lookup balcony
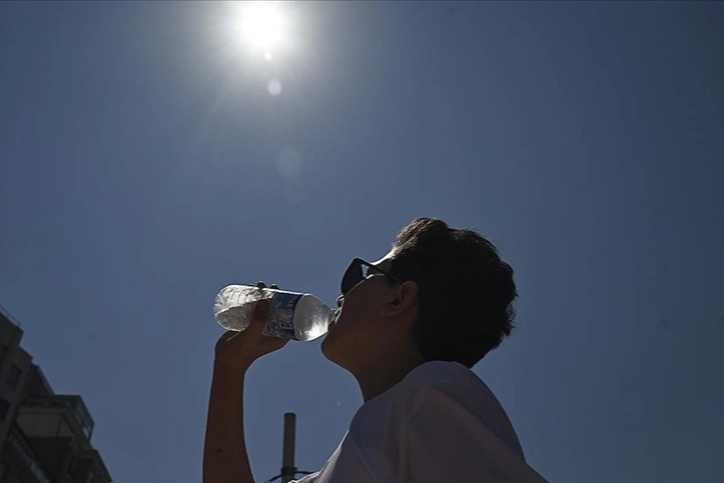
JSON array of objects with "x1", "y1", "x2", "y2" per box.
[{"x1": 22, "y1": 395, "x2": 95, "y2": 441}]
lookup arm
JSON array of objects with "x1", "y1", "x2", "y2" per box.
[
  {"x1": 203, "y1": 363, "x2": 253, "y2": 483},
  {"x1": 203, "y1": 292, "x2": 288, "y2": 483}
]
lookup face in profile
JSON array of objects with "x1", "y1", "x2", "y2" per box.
[{"x1": 321, "y1": 252, "x2": 396, "y2": 370}]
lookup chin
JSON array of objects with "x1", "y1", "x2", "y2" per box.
[
  {"x1": 320, "y1": 331, "x2": 351, "y2": 369},
  {"x1": 320, "y1": 333, "x2": 338, "y2": 362}
]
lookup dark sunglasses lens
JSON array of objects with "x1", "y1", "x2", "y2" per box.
[{"x1": 341, "y1": 260, "x2": 363, "y2": 295}]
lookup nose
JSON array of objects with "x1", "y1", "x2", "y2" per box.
[{"x1": 336, "y1": 295, "x2": 344, "y2": 308}]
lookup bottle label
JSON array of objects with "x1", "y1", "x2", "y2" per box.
[{"x1": 265, "y1": 292, "x2": 303, "y2": 340}]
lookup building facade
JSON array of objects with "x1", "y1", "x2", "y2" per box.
[{"x1": 0, "y1": 306, "x2": 111, "y2": 483}]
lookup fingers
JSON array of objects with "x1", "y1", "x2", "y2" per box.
[
  {"x1": 249, "y1": 281, "x2": 280, "y2": 335},
  {"x1": 257, "y1": 281, "x2": 279, "y2": 290},
  {"x1": 252, "y1": 298, "x2": 270, "y2": 324}
]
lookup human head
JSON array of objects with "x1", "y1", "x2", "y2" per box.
[{"x1": 321, "y1": 217, "x2": 518, "y2": 372}]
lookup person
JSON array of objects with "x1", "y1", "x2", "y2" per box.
[{"x1": 204, "y1": 217, "x2": 549, "y2": 483}]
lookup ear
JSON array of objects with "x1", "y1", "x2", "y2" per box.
[{"x1": 384, "y1": 280, "x2": 419, "y2": 320}]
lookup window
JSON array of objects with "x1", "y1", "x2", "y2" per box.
[
  {"x1": 5, "y1": 364, "x2": 21, "y2": 390},
  {"x1": 58, "y1": 419, "x2": 73, "y2": 437},
  {"x1": 0, "y1": 398, "x2": 10, "y2": 421},
  {"x1": 71, "y1": 398, "x2": 94, "y2": 440}
]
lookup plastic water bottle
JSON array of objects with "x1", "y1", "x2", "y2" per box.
[{"x1": 213, "y1": 285, "x2": 337, "y2": 341}]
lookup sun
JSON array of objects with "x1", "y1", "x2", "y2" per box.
[{"x1": 239, "y1": 2, "x2": 286, "y2": 52}]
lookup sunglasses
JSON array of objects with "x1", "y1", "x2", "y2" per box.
[{"x1": 340, "y1": 258, "x2": 403, "y2": 296}]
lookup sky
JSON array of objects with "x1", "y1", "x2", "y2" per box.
[{"x1": 1, "y1": 1, "x2": 723, "y2": 482}]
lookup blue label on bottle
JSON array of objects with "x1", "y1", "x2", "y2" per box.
[{"x1": 266, "y1": 292, "x2": 303, "y2": 340}]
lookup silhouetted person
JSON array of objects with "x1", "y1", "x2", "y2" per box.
[{"x1": 204, "y1": 217, "x2": 548, "y2": 482}]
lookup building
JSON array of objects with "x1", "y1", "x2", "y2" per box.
[{"x1": 0, "y1": 305, "x2": 111, "y2": 483}]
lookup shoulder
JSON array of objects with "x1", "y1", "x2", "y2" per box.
[
  {"x1": 404, "y1": 360, "x2": 484, "y2": 385},
  {"x1": 350, "y1": 361, "x2": 498, "y2": 432},
  {"x1": 402, "y1": 361, "x2": 495, "y2": 402},
  {"x1": 378, "y1": 361, "x2": 498, "y2": 424},
  {"x1": 349, "y1": 362, "x2": 474, "y2": 429},
  {"x1": 403, "y1": 362, "x2": 525, "y2": 457}
]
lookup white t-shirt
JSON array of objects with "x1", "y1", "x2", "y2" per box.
[{"x1": 292, "y1": 361, "x2": 548, "y2": 483}]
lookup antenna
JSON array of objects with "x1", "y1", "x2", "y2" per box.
[
  {"x1": 263, "y1": 413, "x2": 314, "y2": 483},
  {"x1": 281, "y1": 412, "x2": 296, "y2": 483}
]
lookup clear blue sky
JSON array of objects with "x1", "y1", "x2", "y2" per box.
[{"x1": 1, "y1": 2, "x2": 723, "y2": 482}]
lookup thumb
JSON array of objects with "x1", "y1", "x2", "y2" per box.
[{"x1": 248, "y1": 299, "x2": 270, "y2": 333}]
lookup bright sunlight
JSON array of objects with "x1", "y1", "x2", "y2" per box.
[{"x1": 238, "y1": 1, "x2": 286, "y2": 53}]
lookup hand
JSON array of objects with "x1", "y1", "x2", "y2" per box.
[{"x1": 214, "y1": 282, "x2": 289, "y2": 372}]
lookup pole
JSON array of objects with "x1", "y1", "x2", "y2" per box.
[{"x1": 281, "y1": 412, "x2": 296, "y2": 483}]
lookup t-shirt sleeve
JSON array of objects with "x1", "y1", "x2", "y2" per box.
[
  {"x1": 289, "y1": 472, "x2": 319, "y2": 483},
  {"x1": 402, "y1": 383, "x2": 549, "y2": 483}
]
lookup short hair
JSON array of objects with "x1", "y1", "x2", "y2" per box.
[{"x1": 389, "y1": 218, "x2": 517, "y2": 368}]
